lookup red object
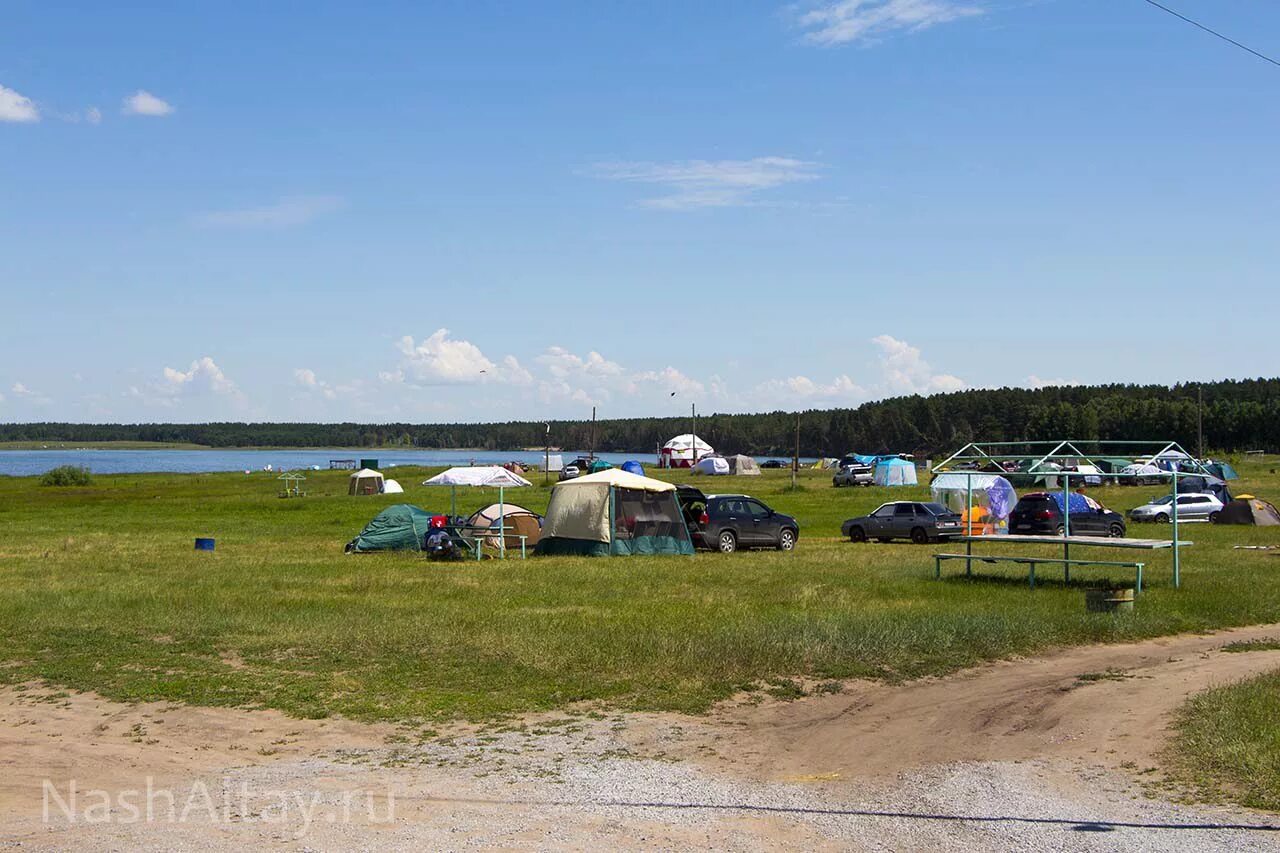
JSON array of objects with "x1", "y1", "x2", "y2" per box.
[
  {"x1": 699, "y1": 511, "x2": 710, "y2": 525},
  {"x1": 1036, "y1": 510, "x2": 1053, "y2": 520},
  {"x1": 431, "y1": 515, "x2": 449, "y2": 528}
]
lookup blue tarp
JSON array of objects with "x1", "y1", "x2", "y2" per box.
[{"x1": 1048, "y1": 492, "x2": 1100, "y2": 514}]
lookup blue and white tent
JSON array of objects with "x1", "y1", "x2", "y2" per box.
[{"x1": 873, "y1": 457, "x2": 918, "y2": 487}]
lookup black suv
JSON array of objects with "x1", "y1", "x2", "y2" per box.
[
  {"x1": 676, "y1": 486, "x2": 799, "y2": 553},
  {"x1": 1009, "y1": 492, "x2": 1126, "y2": 537}
]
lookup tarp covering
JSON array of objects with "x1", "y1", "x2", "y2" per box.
[
  {"x1": 1047, "y1": 491, "x2": 1103, "y2": 514},
  {"x1": 421, "y1": 466, "x2": 532, "y2": 488},
  {"x1": 874, "y1": 457, "x2": 918, "y2": 486},
  {"x1": 345, "y1": 504, "x2": 433, "y2": 552}
]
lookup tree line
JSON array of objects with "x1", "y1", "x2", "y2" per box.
[{"x1": 4, "y1": 378, "x2": 1279, "y2": 458}]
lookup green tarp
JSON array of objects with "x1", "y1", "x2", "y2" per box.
[{"x1": 346, "y1": 504, "x2": 434, "y2": 552}]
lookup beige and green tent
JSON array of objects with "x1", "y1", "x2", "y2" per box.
[{"x1": 536, "y1": 469, "x2": 694, "y2": 557}]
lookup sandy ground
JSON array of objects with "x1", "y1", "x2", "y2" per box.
[{"x1": 3, "y1": 624, "x2": 1280, "y2": 850}]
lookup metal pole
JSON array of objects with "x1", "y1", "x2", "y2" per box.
[
  {"x1": 691, "y1": 403, "x2": 697, "y2": 469},
  {"x1": 792, "y1": 412, "x2": 800, "y2": 489},
  {"x1": 965, "y1": 471, "x2": 973, "y2": 576},
  {"x1": 1172, "y1": 468, "x2": 1180, "y2": 588},
  {"x1": 498, "y1": 485, "x2": 506, "y2": 559},
  {"x1": 1062, "y1": 471, "x2": 1070, "y2": 568},
  {"x1": 1197, "y1": 386, "x2": 1204, "y2": 460},
  {"x1": 544, "y1": 423, "x2": 550, "y2": 485}
]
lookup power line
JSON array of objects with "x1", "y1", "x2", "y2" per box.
[{"x1": 1141, "y1": 0, "x2": 1280, "y2": 69}]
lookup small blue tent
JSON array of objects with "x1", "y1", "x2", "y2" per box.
[
  {"x1": 874, "y1": 457, "x2": 918, "y2": 486},
  {"x1": 621, "y1": 460, "x2": 644, "y2": 476}
]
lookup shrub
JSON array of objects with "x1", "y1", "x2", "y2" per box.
[{"x1": 39, "y1": 465, "x2": 94, "y2": 487}]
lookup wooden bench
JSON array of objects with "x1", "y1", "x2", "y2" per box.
[{"x1": 934, "y1": 553, "x2": 1145, "y2": 592}]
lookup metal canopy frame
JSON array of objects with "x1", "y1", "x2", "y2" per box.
[{"x1": 931, "y1": 439, "x2": 1213, "y2": 589}]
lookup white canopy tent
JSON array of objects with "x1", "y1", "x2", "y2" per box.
[
  {"x1": 421, "y1": 466, "x2": 532, "y2": 556},
  {"x1": 348, "y1": 468, "x2": 384, "y2": 495}
]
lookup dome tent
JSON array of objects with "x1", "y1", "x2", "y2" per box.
[
  {"x1": 1214, "y1": 496, "x2": 1280, "y2": 526},
  {"x1": 659, "y1": 434, "x2": 714, "y2": 469},
  {"x1": 345, "y1": 504, "x2": 434, "y2": 552},
  {"x1": 466, "y1": 502, "x2": 542, "y2": 550},
  {"x1": 874, "y1": 457, "x2": 918, "y2": 487},
  {"x1": 621, "y1": 460, "x2": 645, "y2": 476},
  {"x1": 693, "y1": 456, "x2": 730, "y2": 476},
  {"x1": 536, "y1": 469, "x2": 694, "y2": 557}
]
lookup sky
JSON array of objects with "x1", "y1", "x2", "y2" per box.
[{"x1": 2, "y1": 0, "x2": 1279, "y2": 424}]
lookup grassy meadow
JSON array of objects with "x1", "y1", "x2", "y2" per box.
[{"x1": 1, "y1": 458, "x2": 1279, "y2": 724}]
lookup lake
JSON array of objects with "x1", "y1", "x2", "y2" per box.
[{"x1": 0, "y1": 448, "x2": 647, "y2": 477}]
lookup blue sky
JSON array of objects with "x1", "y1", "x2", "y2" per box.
[{"x1": 3, "y1": 0, "x2": 1278, "y2": 423}]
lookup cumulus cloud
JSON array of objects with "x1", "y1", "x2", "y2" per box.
[
  {"x1": 8, "y1": 381, "x2": 51, "y2": 406},
  {"x1": 752, "y1": 373, "x2": 866, "y2": 406},
  {"x1": 586, "y1": 157, "x2": 821, "y2": 209},
  {"x1": 197, "y1": 195, "x2": 343, "y2": 229},
  {"x1": 796, "y1": 0, "x2": 982, "y2": 46},
  {"x1": 294, "y1": 368, "x2": 338, "y2": 400},
  {"x1": 0, "y1": 84, "x2": 39, "y2": 123},
  {"x1": 871, "y1": 334, "x2": 966, "y2": 395},
  {"x1": 390, "y1": 329, "x2": 532, "y2": 386},
  {"x1": 122, "y1": 89, "x2": 174, "y2": 116},
  {"x1": 11, "y1": 382, "x2": 34, "y2": 396},
  {"x1": 85, "y1": 107, "x2": 102, "y2": 125},
  {"x1": 1026, "y1": 375, "x2": 1081, "y2": 390},
  {"x1": 160, "y1": 357, "x2": 238, "y2": 396}
]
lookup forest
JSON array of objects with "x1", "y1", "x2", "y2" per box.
[{"x1": 4, "y1": 378, "x2": 1278, "y2": 458}]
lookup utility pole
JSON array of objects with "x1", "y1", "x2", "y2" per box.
[
  {"x1": 590, "y1": 406, "x2": 596, "y2": 463},
  {"x1": 691, "y1": 403, "x2": 697, "y2": 468},
  {"x1": 1197, "y1": 385, "x2": 1204, "y2": 459},
  {"x1": 792, "y1": 412, "x2": 800, "y2": 489},
  {"x1": 544, "y1": 422, "x2": 550, "y2": 485}
]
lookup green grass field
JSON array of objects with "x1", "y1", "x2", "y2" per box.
[
  {"x1": 2, "y1": 459, "x2": 1279, "y2": 726},
  {"x1": 1166, "y1": 667, "x2": 1280, "y2": 811}
]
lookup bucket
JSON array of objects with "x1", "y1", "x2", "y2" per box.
[
  {"x1": 1086, "y1": 588, "x2": 1134, "y2": 613},
  {"x1": 194, "y1": 537, "x2": 216, "y2": 552}
]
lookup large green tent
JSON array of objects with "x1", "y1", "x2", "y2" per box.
[{"x1": 345, "y1": 504, "x2": 435, "y2": 553}]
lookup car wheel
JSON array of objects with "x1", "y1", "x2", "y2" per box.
[
  {"x1": 848, "y1": 526, "x2": 867, "y2": 543},
  {"x1": 1154, "y1": 513, "x2": 1169, "y2": 523},
  {"x1": 832, "y1": 479, "x2": 840, "y2": 487},
  {"x1": 1209, "y1": 511, "x2": 1220, "y2": 523},
  {"x1": 910, "y1": 527, "x2": 929, "y2": 545},
  {"x1": 778, "y1": 529, "x2": 796, "y2": 551},
  {"x1": 1055, "y1": 524, "x2": 1066, "y2": 536},
  {"x1": 718, "y1": 531, "x2": 737, "y2": 554},
  {"x1": 1108, "y1": 524, "x2": 1125, "y2": 538}
]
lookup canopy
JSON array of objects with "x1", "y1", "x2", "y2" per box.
[
  {"x1": 874, "y1": 457, "x2": 918, "y2": 486},
  {"x1": 421, "y1": 466, "x2": 532, "y2": 488},
  {"x1": 693, "y1": 456, "x2": 730, "y2": 475},
  {"x1": 345, "y1": 504, "x2": 433, "y2": 552},
  {"x1": 348, "y1": 468, "x2": 384, "y2": 496},
  {"x1": 537, "y1": 469, "x2": 691, "y2": 556}
]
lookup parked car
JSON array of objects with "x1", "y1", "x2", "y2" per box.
[
  {"x1": 675, "y1": 486, "x2": 799, "y2": 553},
  {"x1": 1009, "y1": 493, "x2": 1126, "y2": 537},
  {"x1": 1129, "y1": 493, "x2": 1224, "y2": 523},
  {"x1": 760, "y1": 459, "x2": 787, "y2": 469},
  {"x1": 558, "y1": 464, "x2": 581, "y2": 481},
  {"x1": 833, "y1": 464, "x2": 874, "y2": 488},
  {"x1": 841, "y1": 501, "x2": 962, "y2": 544}
]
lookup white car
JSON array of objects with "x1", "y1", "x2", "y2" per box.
[{"x1": 1128, "y1": 493, "x2": 1224, "y2": 523}]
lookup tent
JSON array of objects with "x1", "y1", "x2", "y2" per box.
[
  {"x1": 1214, "y1": 496, "x2": 1280, "y2": 526},
  {"x1": 546, "y1": 454, "x2": 565, "y2": 472},
  {"x1": 345, "y1": 504, "x2": 434, "y2": 552},
  {"x1": 874, "y1": 457, "x2": 918, "y2": 486},
  {"x1": 536, "y1": 469, "x2": 695, "y2": 556},
  {"x1": 725, "y1": 454, "x2": 761, "y2": 476},
  {"x1": 349, "y1": 468, "x2": 385, "y2": 495},
  {"x1": 621, "y1": 460, "x2": 645, "y2": 476},
  {"x1": 382, "y1": 479, "x2": 404, "y2": 495},
  {"x1": 466, "y1": 502, "x2": 542, "y2": 550},
  {"x1": 1148, "y1": 449, "x2": 1192, "y2": 472},
  {"x1": 587, "y1": 459, "x2": 613, "y2": 474},
  {"x1": 1205, "y1": 461, "x2": 1240, "y2": 481},
  {"x1": 1121, "y1": 462, "x2": 1164, "y2": 485},
  {"x1": 693, "y1": 456, "x2": 730, "y2": 476},
  {"x1": 658, "y1": 434, "x2": 714, "y2": 469},
  {"x1": 421, "y1": 465, "x2": 532, "y2": 535},
  {"x1": 930, "y1": 472, "x2": 1017, "y2": 530}
]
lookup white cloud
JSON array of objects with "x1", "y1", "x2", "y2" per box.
[
  {"x1": 197, "y1": 195, "x2": 343, "y2": 229},
  {"x1": 752, "y1": 373, "x2": 866, "y2": 406},
  {"x1": 160, "y1": 357, "x2": 238, "y2": 396},
  {"x1": 0, "y1": 84, "x2": 39, "y2": 123},
  {"x1": 122, "y1": 89, "x2": 174, "y2": 116},
  {"x1": 586, "y1": 157, "x2": 821, "y2": 209},
  {"x1": 85, "y1": 107, "x2": 102, "y2": 125},
  {"x1": 796, "y1": 0, "x2": 982, "y2": 46},
  {"x1": 11, "y1": 382, "x2": 34, "y2": 396},
  {"x1": 8, "y1": 381, "x2": 51, "y2": 406},
  {"x1": 294, "y1": 368, "x2": 338, "y2": 400},
  {"x1": 871, "y1": 334, "x2": 966, "y2": 395},
  {"x1": 1026, "y1": 375, "x2": 1080, "y2": 390},
  {"x1": 392, "y1": 329, "x2": 536, "y2": 386}
]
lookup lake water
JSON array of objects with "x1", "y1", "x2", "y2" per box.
[{"x1": 0, "y1": 448, "x2": 647, "y2": 477}]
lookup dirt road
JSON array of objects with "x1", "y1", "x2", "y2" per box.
[{"x1": 3, "y1": 624, "x2": 1280, "y2": 850}]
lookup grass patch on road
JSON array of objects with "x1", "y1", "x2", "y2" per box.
[
  {"x1": 1, "y1": 460, "x2": 1279, "y2": 723},
  {"x1": 1166, "y1": 669, "x2": 1280, "y2": 811}
]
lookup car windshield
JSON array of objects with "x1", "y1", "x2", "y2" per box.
[{"x1": 1150, "y1": 496, "x2": 1173, "y2": 505}]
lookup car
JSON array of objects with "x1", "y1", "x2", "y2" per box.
[
  {"x1": 760, "y1": 459, "x2": 788, "y2": 469},
  {"x1": 832, "y1": 464, "x2": 874, "y2": 487},
  {"x1": 1129, "y1": 492, "x2": 1224, "y2": 523},
  {"x1": 1009, "y1": 492, "x2": 1126, "y2": 537},
  {"x1": 675, "y1": 486, "x2": 800, "y2": 553},
  {"x1": 558, "y1": 464, "x2": 581, "y2": 481},
  {"x1": 841, "y1": 501, "x2": 963, "y2": 544}
]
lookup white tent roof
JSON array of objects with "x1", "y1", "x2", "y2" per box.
[
  {"x1": 661, "y1": 434, "x2": 714, "y2": 453},
  {"x1": 350, "y1": 468, "x2": 383, "y2": 479},
  {"x1": 381, "y1": 478, "x2": 404, "y2": 494},
  {"x1": 554, "y1": 468, "x2": 675, "y2": 493},
  {"x1": 931, "y1": 472, "x2": 1007, "y2": 491},
  {"x1": 421, "y1": 466, "x2": 532, "y2": 488}
]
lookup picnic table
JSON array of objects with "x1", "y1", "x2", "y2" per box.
[{"x1": 934, "y1": 534, "x2": 1193, "y2": 593}]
